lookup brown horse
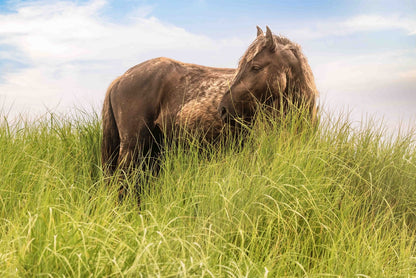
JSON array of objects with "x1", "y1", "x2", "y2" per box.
[{"x1": 102, "y1": 26, "x2": 318, "y2": 181}]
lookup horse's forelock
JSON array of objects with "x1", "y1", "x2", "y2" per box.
[
  {"x1": 232, "y1": 36, "x2": 267, "y2": 83},
  {"x1": 237, "y1": 36, "x2": 266, "y2": 68}
]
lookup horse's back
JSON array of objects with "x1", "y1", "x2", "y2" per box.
[
  {"x1": 118, "y1": 57, "x2": 234, "y2": 100},
  {"x1": 109, "y1": 57, "x2": 235, "y2": 141}
]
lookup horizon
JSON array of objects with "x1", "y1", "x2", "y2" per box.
[{"x1": 0, "y1": 0, "x2": 415, "y2": 133}]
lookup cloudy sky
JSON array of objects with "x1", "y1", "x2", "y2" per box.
[{"x1": 0, "y1": 0, "x2": 415, "y2": 132}]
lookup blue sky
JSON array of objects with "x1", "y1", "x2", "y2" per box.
[{"x1": 0, "y1": 0, "x2": 415, "y2": 131}]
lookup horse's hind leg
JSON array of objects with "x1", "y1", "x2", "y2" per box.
[{"x1": 115, "y1": 137, "x2": 133, "y2": 202}]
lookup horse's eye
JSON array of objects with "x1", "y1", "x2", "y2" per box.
[{"x1": 251, "y1": 65, "x2": 262, "y2": 71}]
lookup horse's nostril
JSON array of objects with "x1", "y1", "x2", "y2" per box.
[{"x1": 220, "y1": 106, "x2": 228, "y2": 119}]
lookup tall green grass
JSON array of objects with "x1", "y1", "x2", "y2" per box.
[{"x1": 0, "y1": 108, "x2": 415, "y2": 277}]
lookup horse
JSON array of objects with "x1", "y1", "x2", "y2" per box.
[{"x1": 101, "y1": 26, "x2": 318, "y2": 199}]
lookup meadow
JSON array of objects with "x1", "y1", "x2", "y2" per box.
[{"x1": 0, "y1": 108, "x2": 415, "y2": 277}]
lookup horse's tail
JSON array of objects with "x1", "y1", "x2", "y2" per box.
[{"x1": 101, "y1": 77, "x2": 121, "y2": 176}]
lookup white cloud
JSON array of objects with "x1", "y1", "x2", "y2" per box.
[
  {"x1": 291, "y1": 14, "x2": 416, "y2": 39},
  {"x1": 344, "y1": 14, "x2": 416, "y2": 35},
  {"x1": 0, "y1": 0, "x2": 245, "y2": 118},
  {"x1": 313, "y1": 50, "x2": 416, "y2": 92},
  {"x1": 399, "y1": 69, "x2": 416, "y2": 80},
  {"x1": 0, "y1": 0, "x2": 229, "y2": 64},
  {"x1": 293, "y1": 13, "x2": 416, "y2": 132},
  {"x1": 311, "y1": 49, "x2": 416, "y2": 133}
]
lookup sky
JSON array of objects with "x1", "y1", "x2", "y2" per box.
[{"x1": 0, "y1": 0, "x2": 415, "y2": 133}]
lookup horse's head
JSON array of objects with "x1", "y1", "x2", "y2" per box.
[{"x1": 219, "y1": 26, "x2": 319, "y2": 124}]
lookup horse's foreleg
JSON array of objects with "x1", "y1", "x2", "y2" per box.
[{"x1": 117, "y1": 124, "x2": 164, "y2": 204}]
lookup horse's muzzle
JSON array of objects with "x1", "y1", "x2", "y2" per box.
[
  {"x1": 220, "y1": 106, "x2": 228, "y2": 122},
  {"x1": 219, "y1": 106, "x2": 239, "y2": 127}
]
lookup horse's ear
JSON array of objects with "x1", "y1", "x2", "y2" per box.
[
  {"x1": 265, "y1": 26, "x2": 275, "y2": 51},
  {"x1": 256, "y1": 26, "x2": 263, "y2": 37}
]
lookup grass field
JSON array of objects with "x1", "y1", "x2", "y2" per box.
[{"x1": 0, "y1": 108, "x2": 415, "y2": 277}]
